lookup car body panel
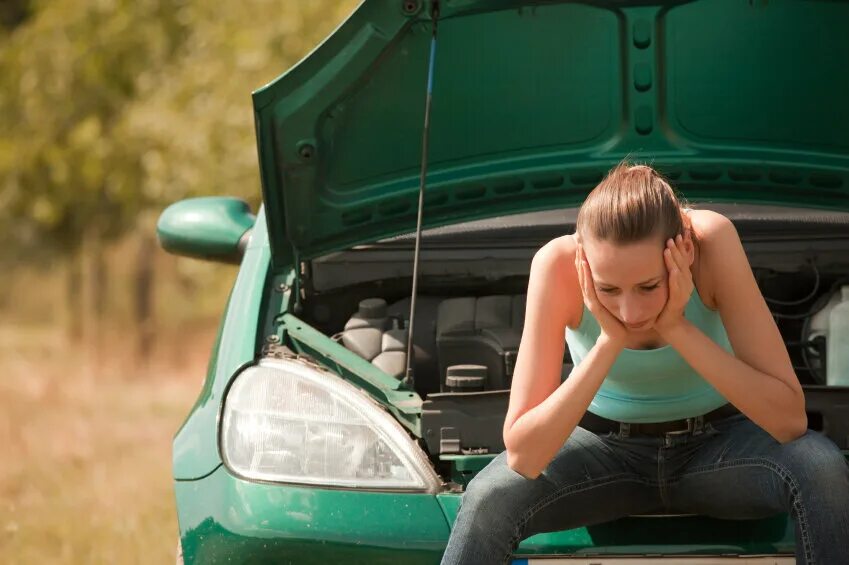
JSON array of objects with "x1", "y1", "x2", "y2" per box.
[
  {"x1": 174, "y1": 467, "x2": 795, "y2": 563},
  {"x1": 175, "y1": 466, "x2": 450, "y2": 564},
  {"x1": 253, "y1": 0, "x2": 849, "y2": 267},
  {"x1": 172, "y1": 210, "x2": 276, "y2": 480}
]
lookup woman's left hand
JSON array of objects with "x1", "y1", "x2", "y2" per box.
[{"x1": 654, "y1": 233, "x2": 694, "y2": 337}]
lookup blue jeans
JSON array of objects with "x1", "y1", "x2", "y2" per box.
[{"x1": 440, "y1": 412, "x2": 849, "y2": 564}]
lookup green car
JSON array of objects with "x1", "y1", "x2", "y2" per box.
[{"x1": 159, "y1": 1, "x2": 849, "y2": 563}]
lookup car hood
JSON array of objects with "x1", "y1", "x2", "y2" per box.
[{"x1": 252, "y1": 0, "x2": 849, "y2": 268}]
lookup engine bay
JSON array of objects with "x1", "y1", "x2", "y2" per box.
[{"x1": 297, "y1": 208, "x2": 849, "y2": 460}]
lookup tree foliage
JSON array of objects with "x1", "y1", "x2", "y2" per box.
[
  {"x1": 0, "y1": 0, "x2": 358, "y2": 265},
  {"x1": 0, "y1": 0, "x2": 31, "y2": 32}
]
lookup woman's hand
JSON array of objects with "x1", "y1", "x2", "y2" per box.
[
  {"x1": 655, "y1": 233, "x2": 694, "y2": 337},
  {"x1": 575, "y1": 241, "x2": 628, "y2": 347}
]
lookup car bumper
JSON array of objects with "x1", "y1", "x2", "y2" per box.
[
  {"x1": 174, "y1": 465, "x2": 450, "y2": 564},
  {"x1": 175, "y1": 466, "x2": 797, "y2": 564}
]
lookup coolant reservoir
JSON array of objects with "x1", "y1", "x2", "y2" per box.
[
  {"x1": 341, "y1": 298, "x2": 389, "y2": 361},
  {"x1": 826, "y1": 285, "x2": 849, "y2": 386}
]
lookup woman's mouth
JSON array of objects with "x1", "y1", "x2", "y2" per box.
[{"x1": 625, "y1": 320, "x2": 651, "y2": 329}]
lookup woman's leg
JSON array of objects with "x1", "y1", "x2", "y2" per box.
[
  {"x1": 440, "y1": 426, "x2": 662, "y2": 565},
  {"x1": 667, "y1": 414, "x2": 849, "y2": 564}
]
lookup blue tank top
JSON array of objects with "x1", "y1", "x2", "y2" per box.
[{"x1": 564, "y1": 286, "x2": 732, "y2": 423}]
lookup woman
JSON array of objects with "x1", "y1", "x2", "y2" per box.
[{"x1": 440, "y1": 163, "x2": 849, "y2": 565}]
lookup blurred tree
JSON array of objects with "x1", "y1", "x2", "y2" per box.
[
  {"x1": 0, "y1": 0, "x2": 358, "y2": 356},
  {"x1": 0, "y1": 0, "x2": 188, "y2": 352},
  {"x1": 0, "y1": 0, "x2": 188, "y2": 257},
  {"x1": 120, "y1": 1, "x2": 359, "y2": 207},
  {"x1": 0, "y1": 0, "x2": 31, "y2": 32}
]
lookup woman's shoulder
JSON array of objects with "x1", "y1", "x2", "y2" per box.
[
  {"x1": 545, "y1": 232, "x2": 578, "y2": 257},
  {"x1": 688, "y1": 208, "x2": 740, "y2": 310},
  {"x1": 535, "y1": 233, "x2": 579, "y2": 276},
  {"x1": 688, "y1": 207, "x2": 732, "y2": 237},
  {"x1": 530, "y1": 234, "x2": 582, "y2": 328}
]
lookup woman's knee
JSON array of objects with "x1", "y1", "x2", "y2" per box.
[
  {"x1": 459, "y1": 452, "x2": 568, "y2": 541},
  {"x1": 461, "y1": 451, "x2": 536, "y2": 512},
  {"x1": 776, "y1": 430, "x2": 849, "y2": 492}
]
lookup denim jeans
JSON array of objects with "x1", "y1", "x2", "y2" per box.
[{"x1": 440, "y1": 412, "x2": 849, "y2": 565}]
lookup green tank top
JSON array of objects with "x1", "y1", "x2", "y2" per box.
[{"x1": 564, "y1": 286, "x2": 732, "y2": 423}]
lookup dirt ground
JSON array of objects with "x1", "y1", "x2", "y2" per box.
[{"x1": 0, "y1": 326, "x2": 213, "y2": 564}]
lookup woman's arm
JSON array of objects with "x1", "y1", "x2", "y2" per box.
[
  {"x1": 502, "y1": 239, "x2": 624, "y2": 480},
  {"x1": 659, "y1": 214, "x2": 807, "y2": 444}
]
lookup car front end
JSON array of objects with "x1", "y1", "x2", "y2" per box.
[{"x1": 163, "y1": 0, "x2": 849, "y2": 562}]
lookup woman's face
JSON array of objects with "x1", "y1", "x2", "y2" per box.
[{"x1": 581, "y1": 235, "x2": 672, "y2": 333}]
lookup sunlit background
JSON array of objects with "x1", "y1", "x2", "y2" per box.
[{"x1": 0, "y1": 1, "x2": 358, "y2": 562}]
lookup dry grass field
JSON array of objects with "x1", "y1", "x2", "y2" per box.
[{"x1": 0, "y1": 325, "x2": 214, "y2": 564}]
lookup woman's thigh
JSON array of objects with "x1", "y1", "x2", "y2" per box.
[
  {"x1": 666, "y1": 414, "x2": 849, "y2": 520},
  {"x1": 459, "y1": 426, "x2": 662, "y2": 537}
]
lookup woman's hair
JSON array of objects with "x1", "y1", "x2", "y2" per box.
[{"x1": 576, "y1": 161, "x2": 695, "y2": 247}]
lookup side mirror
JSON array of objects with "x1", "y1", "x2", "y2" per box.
[{"x1": 157, "y1": 197, "x2": 255, "y2": 264}]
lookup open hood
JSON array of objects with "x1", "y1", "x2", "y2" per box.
[{"x1": 252, "y1": 0, "x2": 849, "y2": 267}]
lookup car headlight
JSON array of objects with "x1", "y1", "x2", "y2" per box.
[{"x1": 221, "y1": 357, "x2": 440, "y2": 491}]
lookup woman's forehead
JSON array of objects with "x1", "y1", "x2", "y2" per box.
[{"x1": 584, "y1": 238, "x2": 665, "y2": 285}]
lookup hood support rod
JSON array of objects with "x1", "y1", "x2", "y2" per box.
[{"x1": 403, "y1": 0, "x2": 440, "y2": 391}]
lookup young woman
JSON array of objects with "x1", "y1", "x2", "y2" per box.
[{"x1": 440, "y1": 163, "x2": 849, "y2": 565}]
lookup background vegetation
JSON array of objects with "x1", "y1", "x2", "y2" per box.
[{"x1": 0, "y1": 1, "x2": 358, "y2": 562}]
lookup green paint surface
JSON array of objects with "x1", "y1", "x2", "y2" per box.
[{"x1": 253, "y1": 0, "x2": 849, "y2": 265}]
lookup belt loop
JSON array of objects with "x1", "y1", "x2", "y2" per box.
[
  {"x1": 693, "y1": 415, "x2": 705, "y2": 435},
  {"x1": 619, "y1": 422, "x2": 631, "y2": 438}
]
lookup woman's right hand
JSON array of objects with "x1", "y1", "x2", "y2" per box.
[{"x1": 575, "y1": 240, "x2": 629, "y2": 348}]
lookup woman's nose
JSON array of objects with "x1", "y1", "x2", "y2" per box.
[{"x1": 619, "y1": 303, "x2": 647, "y2": 324}]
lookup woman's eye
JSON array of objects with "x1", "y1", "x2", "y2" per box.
[
  {"x1": 598, "y1": 288, "x2": 616, "y2": 294},
  {"x1": 641, "y1": 285, "x2": 659, "y2": 291}
]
